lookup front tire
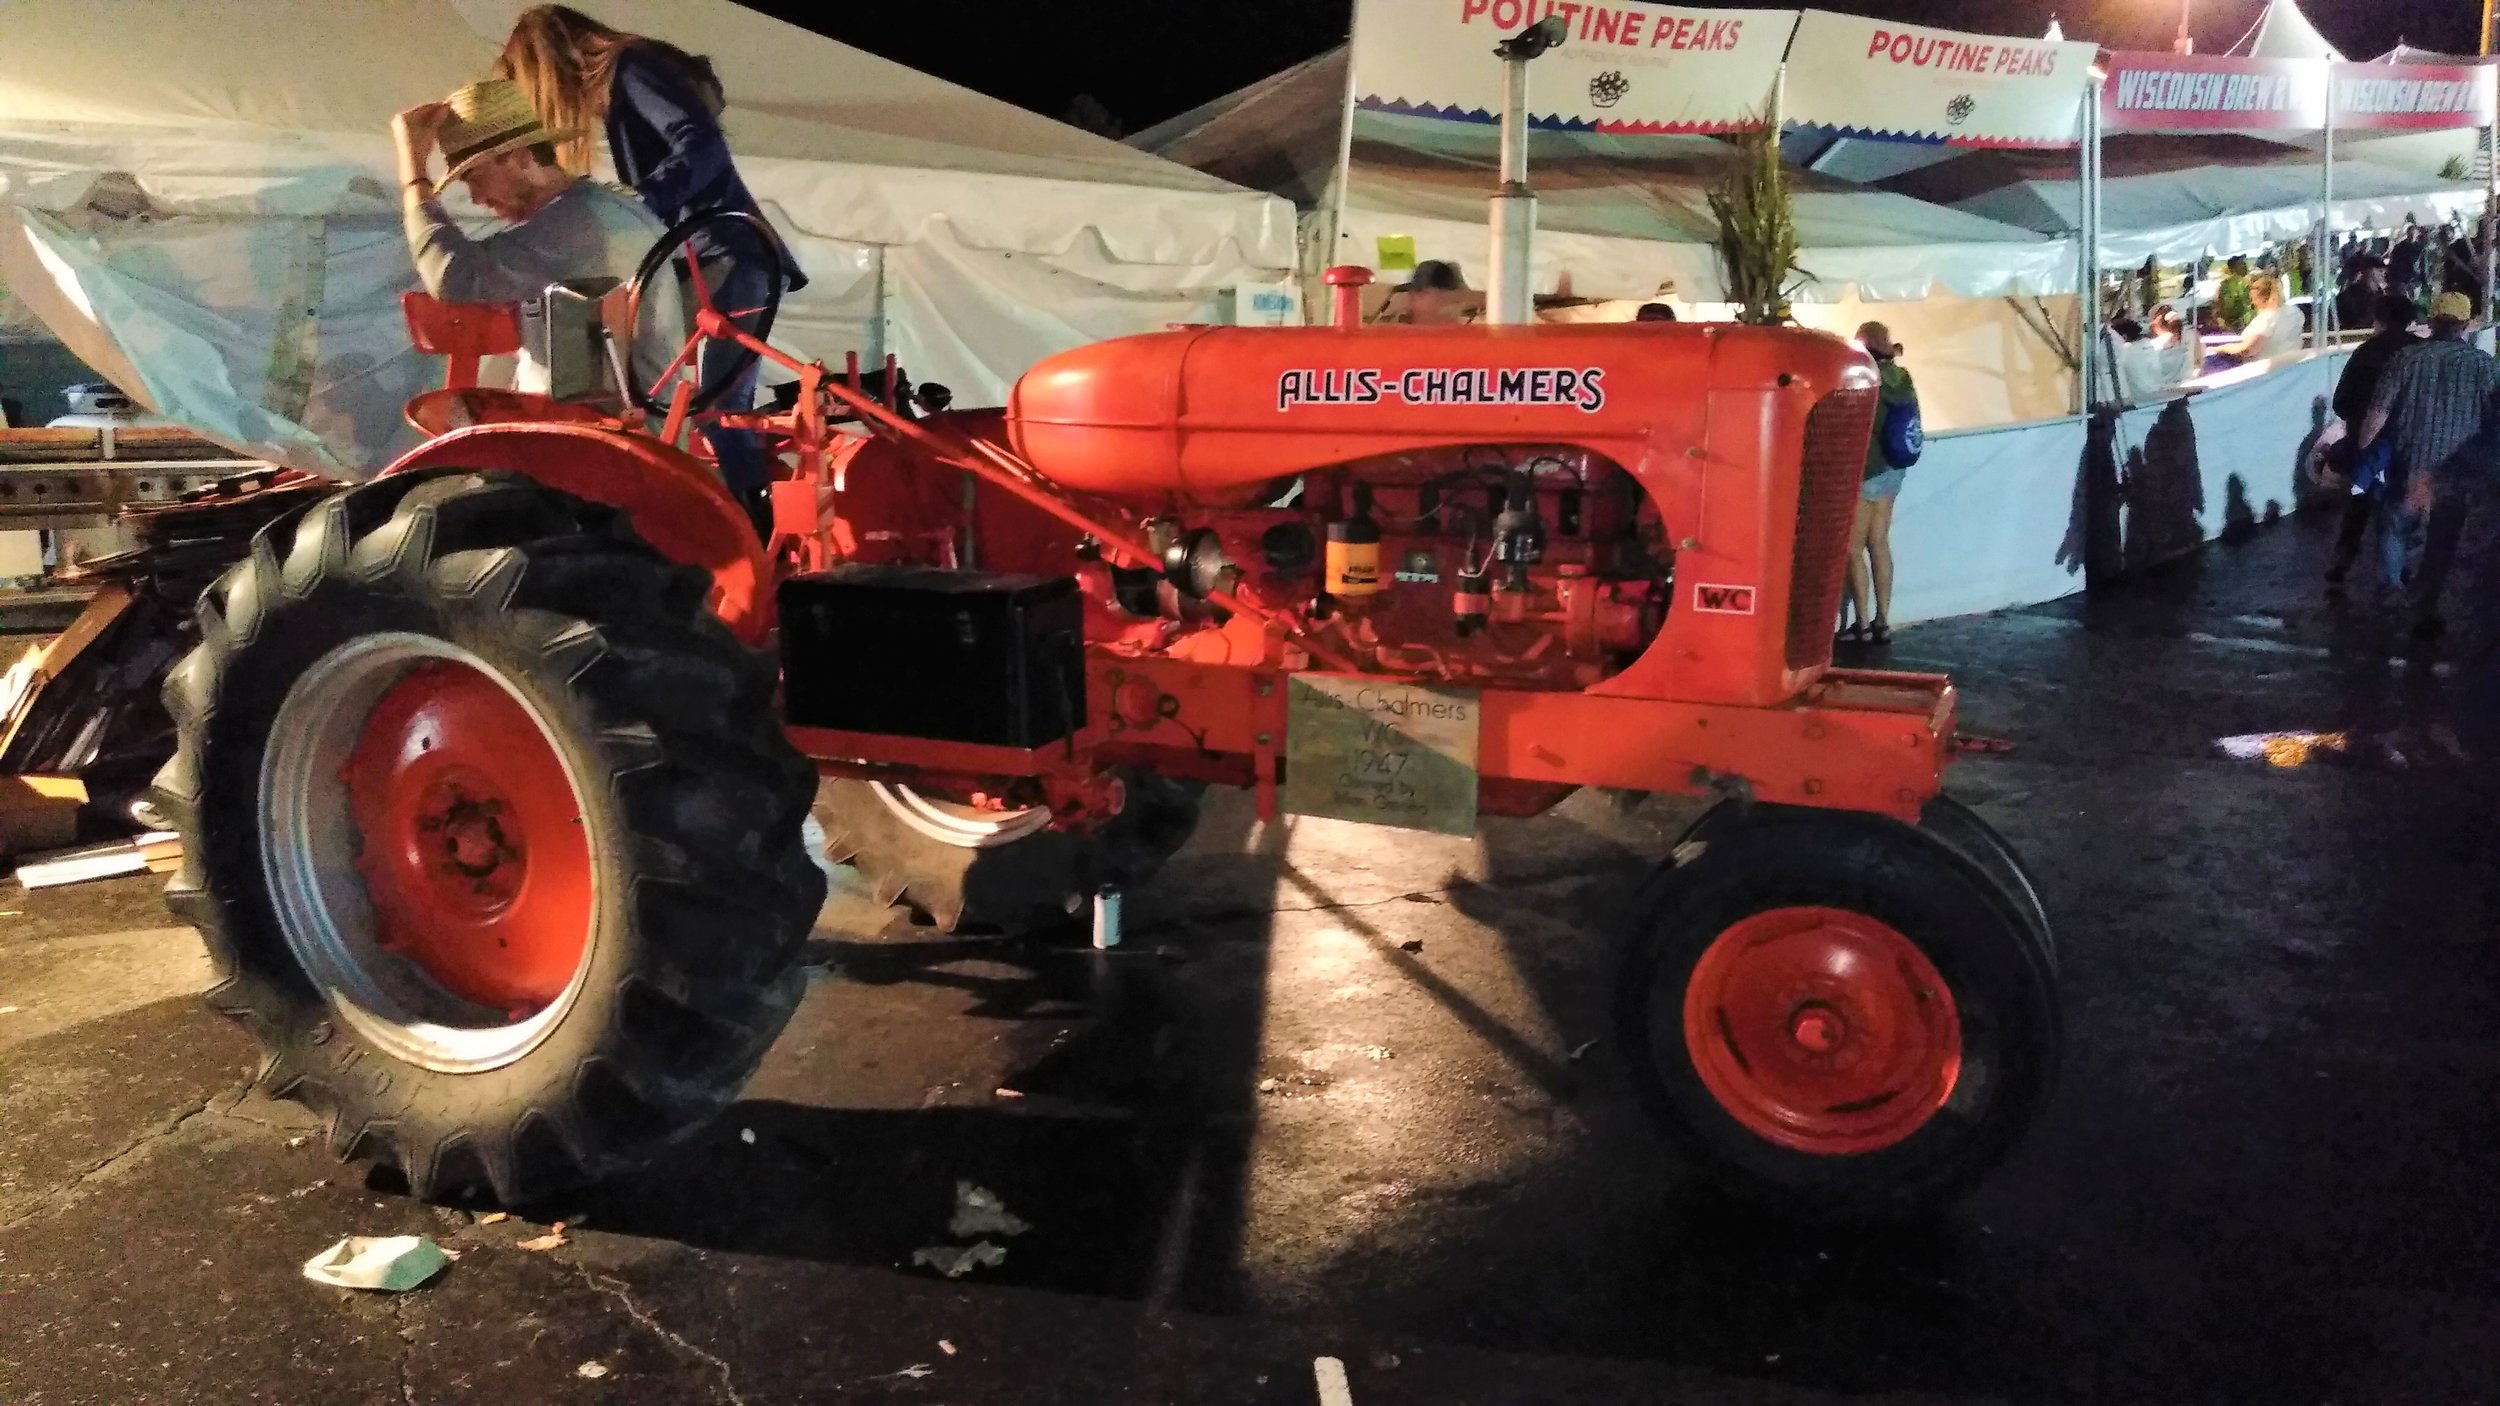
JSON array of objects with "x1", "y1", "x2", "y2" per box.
[
  {"x1": 1615, "y1": 806, "x2": 2059, "y2": 1221},
  {"x1": 152, "y1": 470, "x2": 824, "y2": 1205}
]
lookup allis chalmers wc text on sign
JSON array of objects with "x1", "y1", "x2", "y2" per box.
[{"x1": 1283, "y1": 678, "x2": 1482, "y2": 837}]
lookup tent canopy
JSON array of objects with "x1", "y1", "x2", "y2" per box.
[
  {"x1": 1135, "y1": 46, "x2": 2072, "y2": 304},
  {"x1": 1877, "y1": 134, "x2": 2486, "y2": 266},
  {"x1": 0, "y1": 0, "x2": 1291, "y2": 267},
  {"x1": 0, "y1": 0, "x2": 1297, "y2": 472},
  {"x1": 2228, "y1": 0, "x2": 2345, "y2": 61}
]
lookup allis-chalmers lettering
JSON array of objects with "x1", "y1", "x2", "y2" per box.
[{"x1": 1277, "y1": 366, "x2": 1608, "y2": 413}]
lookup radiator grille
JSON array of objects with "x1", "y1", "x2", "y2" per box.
[{"x1": 1785, "y1": 388, "x2": 1880, "y2": 673}]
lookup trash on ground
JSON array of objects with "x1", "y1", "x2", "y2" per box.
[
  {"x1": 476, "y1": 1211, "x2": 508, "y2": 1225},
  {"x1": 993, "y1": 1086, "x2": 1024, "y2": 1100},
  {"x1": 285, "y1": 1135, "x2": 308, "y2": 1148},
  {"x1": 1566, "y1": 1038, "x2": 1601, "y2": 1061},
  {"x1": 576, "y1": 1361, "x2": 610, "y2": 1380},
  {"x1": 516, "y1": 1221, "x2": 569, "y2": 1251},
  {"x1": 938, "y1": 1340, "x2": 957, "y2": 1356},
  {"x1": 891, "y1": 1364, "x2": 935, "y2": 1380},
  {"x1": 1314, "y1": 1356, "x2": 1355, "y2": 1406},
  {"x1": 1398, "y1": 938, "x2": 1425, "y2": 953},
  {"x1": 0, "y1": 1005, "x2": 20, "y2": 1015},
  {"x1": 0, "y1": 774, "x2": 86, "y2": 855},
  {"x1": 740, "y1": 1127, "x2": 756, "y2": 1144},
  {"x1": 947, "y1": 1181, "x2": 1029, "y2": 1239},
  {"x1": 301, "y1": 1235, "x2": 450, "y2": 1292},
  {"x1": 912, "y1": 1241, "x2": 1008, "y2": 1279},
  {"x1": 15, "y1": 830, "x2": 179, "y2": 889}
]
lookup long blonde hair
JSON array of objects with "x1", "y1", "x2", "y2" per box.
[{"x1": 496, "y1": 5, "x2": 721, "y2": 177}]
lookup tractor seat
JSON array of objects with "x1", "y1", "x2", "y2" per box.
[{"x1": 404, "y1": 387, "x2": 614, "y2": 437}]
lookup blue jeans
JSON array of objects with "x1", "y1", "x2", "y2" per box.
[{"x1": 694, "y1": 256, "x2": 772, "y2": 529}]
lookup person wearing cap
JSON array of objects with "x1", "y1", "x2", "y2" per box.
[
  {"x1": 2335, "y1": 252, "x2": 2388, "y2": 333},
  {"x1": 1398, "y1": 260, "x2": 1478, "y2": 326},
  {"x1": 1842, "y1": 322, "x2": 1919, "y2": 645},
  {"x1": 392, "y1": 78, "x2": 682, "y2": 401},
  {"x1": 2355, "y1": 289, "x2": 2500, "y2": 639}
]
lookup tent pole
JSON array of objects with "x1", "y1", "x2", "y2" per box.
[
  {"x1": 867, "y1": 244, "x2": 887, "y2": 366},
  {"x1": 1322, "y1": 26, "x2": 1364, "y2": 313},
  {"x1": 2317, "y1": 75, "x2": 2334, "y2": 350},
  {"x1": 2485, "y1": 87, "x2": 2497, "y2": 320},
  {"x1": 2076, "y1": 84, "x2": 2097, "y2": 412}
]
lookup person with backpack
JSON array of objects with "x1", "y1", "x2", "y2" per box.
[{"x1": 1843, "y1": 321, "x2": 1921, "y2": 645}]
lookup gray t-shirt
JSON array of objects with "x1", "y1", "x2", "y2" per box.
[{"x1": 404, "y1": 180, "x2": 684, "y2": 397}]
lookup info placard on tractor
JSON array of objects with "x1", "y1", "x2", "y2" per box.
[{"x1": 1283, "y1": 676, "x2": 1480, "y2": 836}]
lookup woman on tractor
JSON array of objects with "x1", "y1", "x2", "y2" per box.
[{"x1": 496, "y1": 4, "x2": 805, "y2": 537}]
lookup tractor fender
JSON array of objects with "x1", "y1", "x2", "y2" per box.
[{"x1": 380, "y1": 422, "x2": 771, "y2": 644}]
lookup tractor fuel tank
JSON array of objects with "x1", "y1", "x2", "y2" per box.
[{"x1": 1004, "y1": 322, "x2": 1877, "y2": 506}]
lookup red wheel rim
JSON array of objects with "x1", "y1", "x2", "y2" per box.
[
  {"x1": 1682, "y1": 906, "x2": 1961, "y2": 1155},
  {"x1": 343, "y1": 661, "x2": 593, "y2": 1017}
]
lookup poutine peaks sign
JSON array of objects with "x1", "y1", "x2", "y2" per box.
[{"x1": 1350, "y1": 0, "x2": 1790, "y2": 135}]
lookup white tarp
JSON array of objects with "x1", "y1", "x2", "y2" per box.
[
  {"x1": 1886, "y1": 349, "x2": 2344, "y2": 624},
  {"x1": 0, "y1": 0, "x2": 1296, "y2": 473}
]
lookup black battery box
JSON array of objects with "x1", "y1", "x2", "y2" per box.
[{"x1": 778, "y1": 566, "x2": 1085, "y2": 749}]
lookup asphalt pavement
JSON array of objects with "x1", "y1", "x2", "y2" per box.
[{"x1": 2, "y1": 508, "x2": 2496, "y2": 1405}]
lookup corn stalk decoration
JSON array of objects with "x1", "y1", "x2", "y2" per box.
[{"x1": 1708, "y1": 113, "x2": 1809, "y2": 324}]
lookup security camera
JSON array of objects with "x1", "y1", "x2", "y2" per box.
[{"x1": 1495, "y1": 15, "x2": 1568, "y2": 60}]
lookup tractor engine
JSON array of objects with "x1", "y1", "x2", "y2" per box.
[{"x1": 1067, "y1": 442, "x2": 1665, "y2": 690}]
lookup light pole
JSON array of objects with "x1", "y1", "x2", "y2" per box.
[{"x1": 2173, "y1": 0, "x2": 2194, "y2": 55}]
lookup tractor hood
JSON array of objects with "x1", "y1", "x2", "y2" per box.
[{"x1": 1005, "y1": 322, "x2": 1879, "y2": 506}]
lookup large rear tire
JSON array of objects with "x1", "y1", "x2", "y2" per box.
[
  {"x1": 1615, "y1": 806, "x2": 2059, "y2": 1221},
  {"x1": 816, "y1": 769, "x2": 1203, "y2": 933},
  {"x1": 151, "y1": 470, "x2": 823, "y2": 1206}
]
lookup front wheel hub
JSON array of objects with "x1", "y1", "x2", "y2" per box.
[
  {"x1": 1684, "y1": 906, "x2": 1962, "y2": 1155},
  {"x1": 344, "y1": 662, "x2": 591, "y2": 1012},
  {"x1": 260, "y1": 635, "x2": 599, "y2": 1073}
]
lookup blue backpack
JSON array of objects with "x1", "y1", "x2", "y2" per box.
[{"x1": 1878, "y1": 398, "x2": 1924, "y2": 470}]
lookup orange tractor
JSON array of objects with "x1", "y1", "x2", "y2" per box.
[{"x1": 153, "y1": 212, "x2": 2056, "y2": 1221}]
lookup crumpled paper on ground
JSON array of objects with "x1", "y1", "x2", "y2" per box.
[
  {"x1": 302, "y1": 1235, "x2": 450, "y2": 1291},
  {"x1": 912, "y1": 1241, "x2": 1008, "y2": 1279},
  {"x1": 947, "y1": 1181, "x2": 1029, "y2": 1239}
]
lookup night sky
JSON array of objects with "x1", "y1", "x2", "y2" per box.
[{"x1": 757, "y1": 1, "x2": 2475, "y2": 136}]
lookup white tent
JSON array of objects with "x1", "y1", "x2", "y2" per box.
[
  {"x1": 0, "y1": 0, "x2": 1296, "y2": 473},
  {"x1": 1135, "y1": 46, "x2": 2075, "y2": 305},
  {"x1": 1879, "y1": 135, "x2": 2487, "y2": 267},
  {"x1": 1135, "y1": 46, "x2": 2081, "y2": 430},
  {"x1": 2227, "y1": 0, "x2": 2345, "y2": 61}
]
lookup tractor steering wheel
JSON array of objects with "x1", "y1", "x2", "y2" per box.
[{"x1": 627, "y1": 208, "x2": 788, "y2": 417}]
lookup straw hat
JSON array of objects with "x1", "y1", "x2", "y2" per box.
[
  {"x1": 2431, "y1": 290, "x2": 2475, "y2": 324},
  {"x1": 436, "y1": 78, "x2": 575, "y2": 183}
]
